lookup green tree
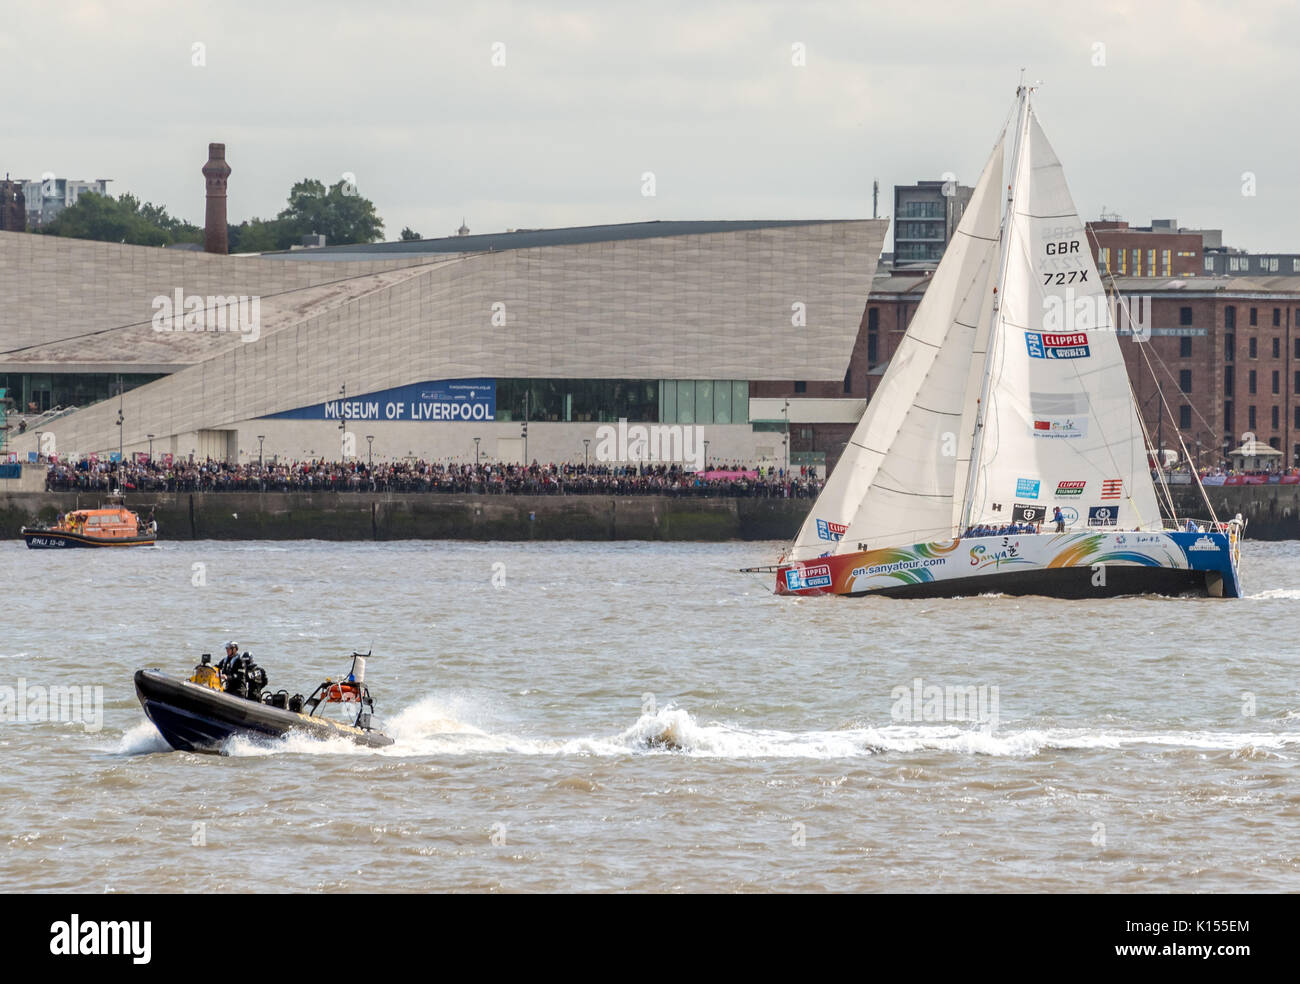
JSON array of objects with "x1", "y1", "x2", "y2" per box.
[
  {"x1": 38, "y1": 192, "x2": 202, "y2": 247},
  {"x1": 400, "y1": 226, "x2": 421, "y2": 241},
  {"x1": 229, "y1": 218, "x2": 288, "y2": 254},
  {"x1": 276, "y1": 178, "x2": 384, "y2": 247}
]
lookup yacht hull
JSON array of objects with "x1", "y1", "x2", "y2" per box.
[{"x1": 775, "y1": 530, "x2": 1241, "y2": 599}]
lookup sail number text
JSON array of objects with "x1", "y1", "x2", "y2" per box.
[{"x1": 1043, "y1": 270, "x2": 1089, "y2": 285}]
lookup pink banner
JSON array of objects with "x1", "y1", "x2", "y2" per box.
[{"x1": 697, "y1": 469, "x2": 760, "y2": 480}]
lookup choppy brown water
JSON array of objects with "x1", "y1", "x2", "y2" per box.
[{"x1": 2, "y1": 538, "x2": 1299, "y2": 892}]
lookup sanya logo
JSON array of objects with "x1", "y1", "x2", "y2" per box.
[
  {"x1": 593, "y1": 418, "x2": 704, "y2": 470},
  {"x1": 969, "y1": 542, "x2": 1024, "y2": 567},
  {"x1": 152, "y1": 288, "x2": 261, "y2": 343},
  {"x1": 1188, "y1": 535, "x2": 1221, "y2": 552},
  {"x1": 1033, "y1": 417, "x2": 1087, "y2": 439}
]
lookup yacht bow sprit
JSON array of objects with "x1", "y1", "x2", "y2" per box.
[{"x1": 756, "y1": 80, "x2": 1244, "y2": 600}]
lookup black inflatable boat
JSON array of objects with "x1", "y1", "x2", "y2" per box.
[{"x1": 134, "y1": 651, "x2": 394, "y2": 753}]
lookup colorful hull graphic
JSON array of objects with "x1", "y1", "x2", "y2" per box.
[{"x1": 776, "y1": 530, "x2": 1241, "y2": 599}]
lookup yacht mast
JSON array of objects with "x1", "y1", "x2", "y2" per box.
[{"x1": 958, "y1": 81, "x2": 1033, "y2": 534}]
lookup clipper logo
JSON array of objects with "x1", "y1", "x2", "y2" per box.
[
  {"x1": 816, "y1": 518, "x2": 847, "y2": 541},
  {"x1": 1025, "y1": 331, "x2": 1090, "y2": 359},
  {"x1": 785, "y1": 564, "x2": 832, "y2": 591},
  {"x1": 1015, "y1": 478, "x2": 1040, "y2": 499},
  {"x1": 1188, "y1": 535, "x2": 1221, "y2": 552},
  {"x1": 1056, "y1": 480, "x2": 1086, "y2": 496}
]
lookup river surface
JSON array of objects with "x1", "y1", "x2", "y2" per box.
[{"x1": 2, "y1": 538, "x2": 1299, "y2": 892}]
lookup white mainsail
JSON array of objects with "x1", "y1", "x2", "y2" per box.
[
  {"x1": 787, "y1": 133, "x2": 1005, "y2": 561},
  {"x1": 960, "y1": 107, "x2": 1162, "y2": 532},
  {"x1": 789, "y1": 84, "x2": 1164, "y2": 563}
]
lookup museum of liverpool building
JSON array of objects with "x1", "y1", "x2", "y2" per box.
[{"x1": 1, "y1": 217, "x2": 886, "y2": 469}]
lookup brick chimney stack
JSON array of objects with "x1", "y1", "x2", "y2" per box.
[{"x1": 202, "y1": 142, "x2": 231, "y2": 254}]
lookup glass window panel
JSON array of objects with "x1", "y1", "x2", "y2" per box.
[
  {"x1": 696, "y1": 380, "x2": 713, "y2": 424},
  {"x1": 732, "y1": 380, "x2": 749, "y2": 423},
  {"x1": 714, "y1": 380, "x2": 731, "y2": 424},
  {"x1": 677, "y1": 380, "x2": 695, "y2": 424}
]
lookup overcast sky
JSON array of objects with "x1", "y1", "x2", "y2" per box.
[{"x1": 4, "y1": 0, "x2": 1296, "y2": 250}]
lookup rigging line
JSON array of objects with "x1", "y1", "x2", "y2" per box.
[
  {"x1": 1127, "y1": 302, "x2": 1222, "y2": 527},
  {"x1": 1131, "y1": 381, "x2": 1181, "y2": 522},
  {"x1": 868, "y1": 485, "x2": 951, "y2": 499},
  {"x1": 1096, "y1": 265, "x2": 1223, "y2": 527},
  {"x1": 1125, "y1": 310, "x2": 1219, "y2": 440},
  {"x1": 1082, "y1": 227, "x2": 1220, "y2": 441}
]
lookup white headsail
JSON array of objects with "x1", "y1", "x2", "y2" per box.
[
  {"x1": 960, "y1": 105, "x2": 1162, "y2": 533},
  {"x1": 786, "y1": 133, "x2": 1005, "y2": 560}
]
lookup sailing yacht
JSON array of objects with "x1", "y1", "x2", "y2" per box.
[{"x1": 771, "y1": 83, "x2": 1243, "y2": 599}]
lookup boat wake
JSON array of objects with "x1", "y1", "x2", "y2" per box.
[
  {"x1": 110, "y1": 699, "x2": 1300, "y2": 761},
  {"x1": 1246, "y1": 588, "x2": 1300, "y2": 600},
  {"x1": 116, "y1": 720, "x2": 174, "y2": 755}
]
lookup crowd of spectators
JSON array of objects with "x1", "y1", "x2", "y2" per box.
[{"x1": 43, "y1": 457, "x2": 825, "y2": 499}]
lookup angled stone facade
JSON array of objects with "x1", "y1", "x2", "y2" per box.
[{"x1": 5, "y1": 219, "x2": 886, "y2": 463}]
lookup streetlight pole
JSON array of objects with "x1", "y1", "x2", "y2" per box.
[
  {"x1": 147, "y1": 434, "x2": 155, "y2": 461},
  {"x1": 583, "y1": 438, "x2": 590, "y2": 468},
  {"x1": 366, "y1": 435, "x2": 374, "y2": 466},
  {"x1": 257, "y1": 435, "x2": 265, "y2": 466},
  {"x1": 522, "y1": 389, "x2": 529, "y2": 465},
  {"x1": 703, "y1": 439, "x2": 709, "y2": 470},
  {"x1": 116, "y1": 374, "x2": 124, "y2": 469},
  {"x1": 474, "y1": 436, "x2": 481, "y2": 466},
  {"x1": 783, "y1": 399, "x2": 790, "y2": 473}
]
